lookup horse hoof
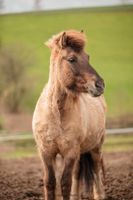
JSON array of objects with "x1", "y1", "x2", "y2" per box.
[
  {"x1": 70, "y1": 197, "x2": 78, "y2": 200},
  {"x1": 81, "y1": 192, "x2": 94, "y2": 200},
  {"x1": 70, "y1": 194, "x2": 79, "y2": 200},
  {"x1": 94, "y1": 194, "x2": 106, "y2": 200}
]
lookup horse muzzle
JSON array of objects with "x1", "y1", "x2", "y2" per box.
[
  {"x1": 88, "y1": 79, "x2": 105, "y2": 97},
  {"x1": 95, "y1": 79, "x2": 105, "y2": 95}
]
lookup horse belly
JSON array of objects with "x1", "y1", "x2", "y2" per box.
[
  {"x1": 57, "y1": 121, "x2": 83, "y2": 156},
  {"x1": 80, "y1": 128, "x2": 105, "y2": 153}
]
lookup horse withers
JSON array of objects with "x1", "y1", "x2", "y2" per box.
[{"x1": 32, "y1": 30, "x2": 106, "y2": 200}]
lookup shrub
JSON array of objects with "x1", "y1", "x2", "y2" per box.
[
  {"x1": 0, "y1": 44, "x2": 34, "y2": 113},
  {"x1": 0, "y1": 116, "x2": 4, "y2": 130}
]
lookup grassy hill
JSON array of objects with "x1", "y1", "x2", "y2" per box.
[{"x1": 1, "y1": 6, "x2": 133, "y2": 117}]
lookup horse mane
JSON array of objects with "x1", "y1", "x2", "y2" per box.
[{"x1": 45, "y1": 30, "x2": 86, "y2": 52}]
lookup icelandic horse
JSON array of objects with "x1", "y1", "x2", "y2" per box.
[{"x1": 32, "y1": 30, "x2": 106, "y2": 200}]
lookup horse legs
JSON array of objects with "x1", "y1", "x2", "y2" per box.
[
  {"x1": 61, "y1": 153, "x2": 79, "y2": 200},
  {"x1": 40, "y1": 151, "x2": 56, "y2": 200},
  {"x1": 70, "y1": 160, "x2": 80, "y2": 200},
  {"x1": 91, "y1": 148, "x2": 105, "y2": 200}
]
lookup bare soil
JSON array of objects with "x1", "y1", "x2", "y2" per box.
[{"x1": 0, "y1": 152, "x2": 132, "y2": 200}]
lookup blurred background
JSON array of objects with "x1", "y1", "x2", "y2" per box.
[
  {"x1": 0, "y1": 2, "x2": 133, "y2": 200},
  {"x1": 0, "y1": 0, "x2": 133, "y2": 156}
]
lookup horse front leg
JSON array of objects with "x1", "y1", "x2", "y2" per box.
[
  {"x1": 61, "y1": 153, "x2": 79, "y2": 200},
  {"x1": 91, "y1": 148, "x2": 105, "y2": 200},
  {"x1": 40, "y1": 150, "x2": 56, "y2": 200}
]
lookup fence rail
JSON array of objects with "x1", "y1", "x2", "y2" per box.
[
  {"x1": 0, "y1": 127, "x2": 133, "y2": 142},
  {"x1": 106, "y1": 127, "x2": 133, "y2": 134}
]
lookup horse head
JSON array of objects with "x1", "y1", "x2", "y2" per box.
[{"x1": 46, "y1": 30, "x2": 105, "y2": 97}]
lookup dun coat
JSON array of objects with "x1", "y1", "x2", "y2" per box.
[{"x1": 32, "y1": 30, "x2": 106, "y2": 200}]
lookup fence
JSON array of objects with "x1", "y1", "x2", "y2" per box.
[{"x1": 0, "y1": 127, "x2": 133, "y2": 142}]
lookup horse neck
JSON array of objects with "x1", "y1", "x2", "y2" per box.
[
  {"x1": 48, "y1": 72, "x2": 75, "y2": 117},
  {"x1": 42, "y1": 51, "x2": 77, "y2": 136},
  {"x1": 45, "y1": 59, "x2": 66, "y2": 128},
  {"x1": 46, "y1": 51, "x2": 77, "y2": 116}
]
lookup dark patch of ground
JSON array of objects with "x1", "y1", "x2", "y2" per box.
[{"x1": 0, "y1": 152, "x2": 132, "y2": 200}]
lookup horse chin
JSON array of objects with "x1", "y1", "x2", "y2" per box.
[
  {"x1": 66, "y1": 86, "x2": 103, "y2": 97},
  {"x1": 89, "y1": 89, "x2": 104, "y2": 97}
]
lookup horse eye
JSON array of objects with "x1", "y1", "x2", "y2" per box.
[{"x1": 68, "y1": 57, "x2": 77, "y2": 63}]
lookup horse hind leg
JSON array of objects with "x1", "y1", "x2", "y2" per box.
[
  {"x1": 70, "y1": 160, "x2": 80, "y2": 200},
  {"x1": 91, "y1": 148, "x2": 105, "y2": 200}
]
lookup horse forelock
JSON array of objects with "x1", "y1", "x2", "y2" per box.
[
  {"x1": 65, "y1": 30, "x2": 86, "y2": 52},
  {"x1": 46, "y1": 30, "x2": 86, "y2": 52}
]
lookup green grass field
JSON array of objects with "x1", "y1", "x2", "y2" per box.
[{"x1": 1, "y1": 6, "x2": 133, "y2": 117}]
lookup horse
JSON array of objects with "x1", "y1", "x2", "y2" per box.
[{"x1": 32, "y1": 30, "x2": 106, "y2": 200}]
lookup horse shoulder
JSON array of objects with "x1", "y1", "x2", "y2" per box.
[{"x1": 32, "y1": 85, "x2": 50, "y2": 134}]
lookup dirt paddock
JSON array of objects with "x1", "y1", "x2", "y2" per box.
[{"x1": 0, "y1": 152, "x2": 132, "y2": 200}]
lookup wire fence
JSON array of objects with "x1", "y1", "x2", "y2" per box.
[{"x1": 0, "y1": 127, "x2": 133, "y2": 142}]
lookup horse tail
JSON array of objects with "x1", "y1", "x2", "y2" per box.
[
  {"x1": 79, "y1": 152, "x2": 95, "y2": 193},
  {"x1": 101, "y1": 155, "x2": 106, "y2": 181}
]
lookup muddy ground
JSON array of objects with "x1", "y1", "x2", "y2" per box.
[{"x1": 0, "y1": 152, "x2": 132, "y2": 200}]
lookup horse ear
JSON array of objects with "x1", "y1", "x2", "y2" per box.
[
  {"x1": 45, "y1": 32, "x2": 67, "y2": 49},
  {"x1": 59, "y1": 32, "x2": 67, "y2": 48},
  {"x1": 45, "y1": 38, "x2": 53, "y2": 49},
  {"x1": 45, "y1": 34, "x2": 60, "y2": 49}
]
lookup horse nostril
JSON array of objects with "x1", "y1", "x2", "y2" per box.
[{"x1": 95, "y1": 80, "x2": 105, "y2": 90}]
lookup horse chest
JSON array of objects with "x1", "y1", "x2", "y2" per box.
[{"x1": 58, "y1": 95, "x2": 105, "y2": 152}]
